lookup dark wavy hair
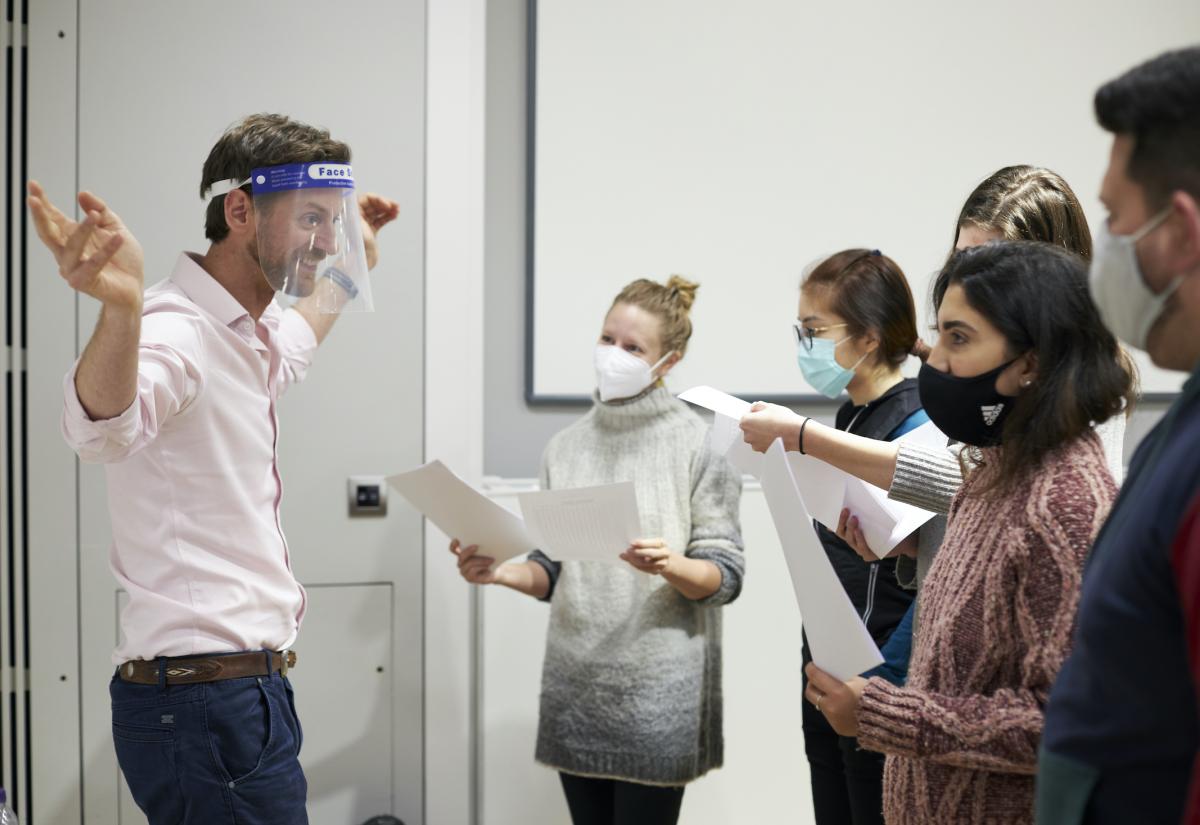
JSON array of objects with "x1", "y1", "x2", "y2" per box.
[
  {"x1": 1095, "y1": 46, "x2": 1200, "y2": 207},
  {"x1": 802, "y1": 249, "x2": 919, "y2": 368},
  {"x1": 933, "y1": 241, "x2": 1134, "y2": 494},
  {"x1": 201, "y1": 113, "x2": 351, "y2": 243}
]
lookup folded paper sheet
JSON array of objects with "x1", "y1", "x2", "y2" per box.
[
  {"x1": 388, "y1": 460, "x2": 535, "y2": 564},
  {"x1": 518, "y1": 482, "x2": 642, "y2": 562},
  {"x1": 679, "y1": 385, "x2": 941, "y2": 556},
  {"x1": 390, "y1": 462, "x2": 642, "y2": 565},
  {"x1": 761, "y1": 440, "x2": 883, "y2": 680}
]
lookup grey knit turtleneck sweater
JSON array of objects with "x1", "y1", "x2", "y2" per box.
[{"x1": 533, "y1": 383, "x2": 744, "y2": 786}]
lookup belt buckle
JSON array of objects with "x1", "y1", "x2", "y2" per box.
[{"x1": 279, "y1": 648, "x2": 289, "y2": 677}]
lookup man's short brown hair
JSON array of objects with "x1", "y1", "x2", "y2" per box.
[{"x1": 201, "y1": 113, "x2": 351, "y2": 243}]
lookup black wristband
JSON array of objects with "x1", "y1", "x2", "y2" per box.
[{"x1": 798, "y1": 416, "x2": 811, "y2": 454}]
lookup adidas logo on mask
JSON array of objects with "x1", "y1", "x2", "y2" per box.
[{"x1": 981, "y1": 404, "x2": 1005, "y2": 426}]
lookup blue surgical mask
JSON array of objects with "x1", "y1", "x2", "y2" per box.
[{"x1": 796, "y1": 336, "x2": 867, "y2": 398}]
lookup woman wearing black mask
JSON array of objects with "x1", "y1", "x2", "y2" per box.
[
  {"x1": 740, "y1": 165, "x2": 1131, "y2": 592},
  {"x1": 799, "y1": 241, "x2": 1131, "y2": 824}
]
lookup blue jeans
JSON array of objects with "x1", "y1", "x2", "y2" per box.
[{"x1": 110, "y1": 663, "x2": 307, "y2": 825}]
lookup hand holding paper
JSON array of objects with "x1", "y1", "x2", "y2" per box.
[
  {"x1": 391, "y1": 462, "x2": 646, "y2": 566},
  {"x1": 388, "y1": 460, "x2": 535, "y2": 565},
  {"x1": 679, "y1": 385, "x2": 941, "y2": 557},
  {"x1": 451, "y1": 538, "x2": 505, "y2": 584},
  {"x1": 518, "y1": 482, "x2": 642, "y2": 562},
  {"x1": 739, "y1": 401, "x2": 804, "y2": 454}
]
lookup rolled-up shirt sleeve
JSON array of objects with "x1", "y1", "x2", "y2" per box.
[
  {"x1": 61, "y1": 312, "x2": 205, "y2": 464},
  {"x1": 274, "y1": 308, "x2": 319, "y2": 396}
]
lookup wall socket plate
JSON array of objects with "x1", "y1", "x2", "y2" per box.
[{"x1": 347, "y1": 475, "x2": 388, "y2": 517}]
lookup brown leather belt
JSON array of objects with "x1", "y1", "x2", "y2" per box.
[{"x1": 118, "y1": 650, "x2": 297, "y2": 686}]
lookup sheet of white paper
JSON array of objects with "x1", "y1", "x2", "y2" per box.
[
  {"x1": 760, "y1": 440, "x2": 883, "y2": 680},
  {"x1": 787, "y1": 452, "x2": 848, "y2": 527},
  {"x1": 839, "y1": 476, "x2": 938, "y2": 557},
  {"x1": 388, "y1": 461, "x2": 535, "y2": 564},
  {"x1": 842, "y1": 479, "x2": 904, "y2": 554},
  {"x1": 678, "y1": 383, "x2": 936, "y2": 556},
  {"x1": 709, "y1": 412, "x2": 763, "y2": 477},
  {"x1": 519, "y1": 482, "x2": 642, "y2": 562},
  {"x1": 897, "y1": 420, "x2": 949, "y2": 450},
  {"x1": 678, "y1": 385, "x2": 752, "y2": 420}
]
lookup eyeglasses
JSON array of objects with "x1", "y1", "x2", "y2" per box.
[{"x1": 792, "y1": 321, "x2": 848, "y2": 351}]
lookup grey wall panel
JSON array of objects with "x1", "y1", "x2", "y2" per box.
[{"x1": 25, "y1": 1, "x2": 87, "y2": 823}]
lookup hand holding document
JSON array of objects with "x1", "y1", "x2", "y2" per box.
[
  {"x1": 680, "y1": 387, "x2": 882, "y2": 677},
  {"x1": 389, "y1": 462, "x2": 643, "y2": 565},
  {"x1": 761, "y1": 440, "x2": 883, "y2": 680},
  {"x1": 388, "y1": 461, "x2": 535, "y2": 564},
  {"x1": 679, "y1": 385, "x2": 763, "y2": 477},
  {"x1": 679, "y1": 385, "x2": 941, "y2": 557},
  {"x1": 518, "y1": 482, "x2": 642, "y2": 562}
]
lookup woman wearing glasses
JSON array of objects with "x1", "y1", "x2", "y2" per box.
[
  {"x1": 741, "y1": 166, "x2": 1127, "y2": 594},
  {"x1": 791, "y1": 249, "x2": 927, "y2": 825}
]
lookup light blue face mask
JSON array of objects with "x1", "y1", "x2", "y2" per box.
[{"x1": 796, "y1": 336, "x2": 867, "y2": 398}]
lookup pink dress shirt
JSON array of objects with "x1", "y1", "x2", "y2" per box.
[{"x1": 62, "y1": 253, "x2": 317, "y2": 664}]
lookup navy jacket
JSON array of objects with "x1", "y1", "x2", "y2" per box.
[{"x1": 1038, "y1": 363, "x2": 1200, "y2": 825}]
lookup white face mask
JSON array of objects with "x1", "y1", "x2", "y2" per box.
[
  {"x1": 593, "y1": 345, "x2": 672, "y2": 402},
  {"x1": 1089, "y1": 206, "x2": 1180, "y2": 351}
]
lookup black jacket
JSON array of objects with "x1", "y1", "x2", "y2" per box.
[{"x1": 808, "y1": 379, "x2": 921, "y2": 653}]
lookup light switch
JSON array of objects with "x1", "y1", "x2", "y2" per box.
[{"x1": 347, "y1": 476, "x2": 388, "y2": 517}]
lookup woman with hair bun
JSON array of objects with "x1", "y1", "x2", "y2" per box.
[{"x1": 449, "y1": 275, "x2": 745, "y2": 825}]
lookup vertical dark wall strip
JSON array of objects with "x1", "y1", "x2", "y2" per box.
[
  {"x1": 2, "y1": 0, "x2": 15, "y2": 805},
  {"x1": 522, "y1": 0, "x2": 537, "y2": 404},
  {"x1": 18, "y1": 0, "x2": 30, "y2": 817}
]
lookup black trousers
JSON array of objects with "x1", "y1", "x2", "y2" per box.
[
  {"x1": 802, "y1": 670, "x2": 886, "y2": 825},
  {"x1": 559, "y1": 772, "x2": 685, "y2": 825}
]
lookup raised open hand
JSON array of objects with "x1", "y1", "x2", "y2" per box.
[{"x1": 28, "y1": 181, "x2": 145, "y2": 311}]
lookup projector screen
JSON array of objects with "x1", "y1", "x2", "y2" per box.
[{"x1": 527, "y1": 0, "x2": 1198, "y2": 403}]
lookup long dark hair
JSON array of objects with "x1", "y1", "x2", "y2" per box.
[{"x1": 933, "y1": 241, "x2": 1133, "y2": 493}]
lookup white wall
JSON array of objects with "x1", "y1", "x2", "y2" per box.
[
  {"x1": 425, "y1": 0, "x2": 489, "y2": 822},
  {"x1": 479, "y1": 480, "x2": 816, "y2": 824},
  {"x1": 529, "y1": 0, "x2": 1200, "y2": 401},
  {"x1": 483, "y1": 0, "x2": 1178, "y2": 481}
]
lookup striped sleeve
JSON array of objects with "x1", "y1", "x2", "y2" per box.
[{"x1": 888, "y1": 442, "x2": 964, "y2": 516}]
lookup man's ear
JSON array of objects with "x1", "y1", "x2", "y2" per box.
[
  {"x1": 1167, "y1": 190, "x2": 1200, "y2": 273},
  {"x1": 223, "y1": 189, "x2": 254, "y2": 237}
]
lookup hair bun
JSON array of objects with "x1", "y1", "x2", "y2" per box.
[
  {"x1": 665, "y1": 274, "x2": 699, "y2": 311},
  {"x1": 910, "y1": 338, "x2": 932, "y2": 361}
]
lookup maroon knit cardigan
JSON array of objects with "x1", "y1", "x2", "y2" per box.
[{"x1": 857, "y1": 432, "x2": 1116, "y2": 825}]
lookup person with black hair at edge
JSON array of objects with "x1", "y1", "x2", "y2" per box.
[{"x1": 1036, "y1": 46, "x2": 1200, "y2": 825}]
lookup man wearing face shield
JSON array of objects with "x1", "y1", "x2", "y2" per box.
[
  {"x1": 211, "y1": 159, "x2": 377, "y2": 314},
  {"x1": 27, "y1": 113, "x2": 399, "y2": 825},
  {"x1": 1036, "y1": 47, "x2": 1200, "y2": 825}
]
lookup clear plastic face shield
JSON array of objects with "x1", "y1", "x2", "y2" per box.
[{"x1": 211, "y1": 162, "x2": 373, "y2": 313}]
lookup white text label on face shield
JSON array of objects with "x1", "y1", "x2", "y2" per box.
[{"x1": 308, "y1": 163, "x2": 354, "y2": 184}]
